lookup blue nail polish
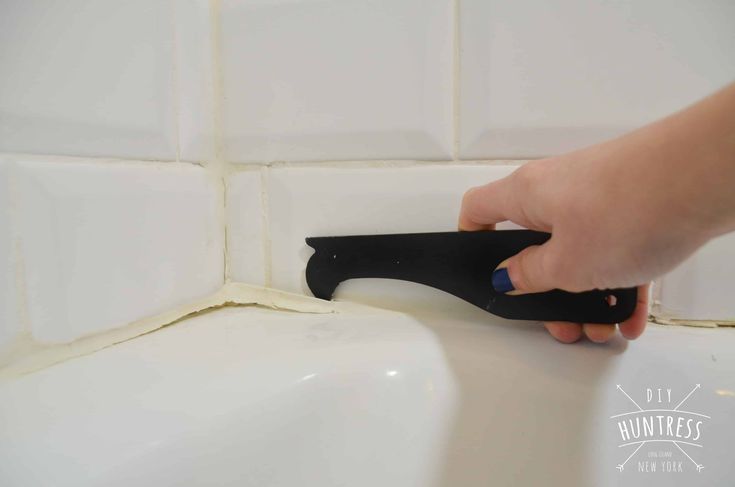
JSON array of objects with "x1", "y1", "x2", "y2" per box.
[{"x1": 492, "y1": 268, "x2": 515, "y2": 294}]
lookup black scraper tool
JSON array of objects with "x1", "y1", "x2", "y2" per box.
[{"x1": 305, "y1": 230, "x2": 637, "y2": 324}]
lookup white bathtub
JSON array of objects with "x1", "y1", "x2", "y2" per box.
[{"x1": 1, "y1": 285, "x2": 734, "y2": 487}]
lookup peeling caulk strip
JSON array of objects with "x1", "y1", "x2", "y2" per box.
[
  {"x1": 649, "y1": 314, "x2": 735, "y2": 328},
  {"x1": 0, "y1": 283, "x2": 336, "y2": 381}
]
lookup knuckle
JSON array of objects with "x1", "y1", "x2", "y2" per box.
[
  {"x1": 461, "y1": 186, "x2": 480, "y2": 208},
  {"x1": 460, "y1": 185, "x2": 486, "y2": 221},
  {"x1": 511, "y1": 161, "x2": 543, "y2": 192},
  {"x1": 514, "y1": 245, "x2": 549, "y2": 291}
]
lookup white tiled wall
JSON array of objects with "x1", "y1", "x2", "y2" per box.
[
  {"x1": 459, "y1": 0, "x2": 735, "y2": 159},
  {"x1": 11, "y1": 157, "x2": 223, "y2": 344},
  {"x1": 1, "y1": 0, "x2": 734, "y2": 361},
  {"x1": 0, "y1": 0, "x2": 178, "y2": 160},
  {"x1": 4, "y1": 0, "x2": 733, "y2": 164},
  {"x1": 218, "y1": 0, "x2": 454, "y2": 163},
  {"x1": 266, "y1": 164, "x2": 519, "y2": 295}
]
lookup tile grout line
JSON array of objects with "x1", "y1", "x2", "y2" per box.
[
  {"x1": 207, "y1": 0, "x2": 230, "y2": 284},
  {"x1": 452, "y1": 0, "x2": 461, "y2": 161},
  {"x1": 227, "y1": 159, "x2": 529, "y2": 170},
  {"x1": 210, "y1": 0, "x2": 224, "y2": 167},
  {"x1": 2, "y1": 162, "x2": 40, "y2": 366},
  {"x1": 7, "y1": 167, "x2": 32, "y2": 338},
  {"x1": 0, "y1": 153, "x2": 200, "y2": 166},
  {"x1": 0, "y1": 154, "x2": 529, "y2": 169},
  {"x1": 650, "y1": 278, "x2": 664, "y2": 316},
  {"x1": 260, "y1": 166, "x2": 273, "y2": 287},
  {"x1": 221, "y1": 175, "x2": 230, "y2": 282},
  {"x1": 170, "y1": 0, "x2": 182, "y2": 163},
  {"x1": 0, "y1": 152, "x2": 532, "y2": 174}
]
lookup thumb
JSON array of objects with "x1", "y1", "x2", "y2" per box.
[{"x1": 491, "y1": 242, "x2": 566, "y2": 295}]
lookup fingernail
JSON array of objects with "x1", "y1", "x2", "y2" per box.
[{"x1": 491, "y1": 267, "x2": 515, "y2": 294}]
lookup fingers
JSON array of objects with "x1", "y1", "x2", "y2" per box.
[
  {"x1": 458, "y1": 188, "x2": 494, "y2": 231},
  {"x1": 493, "y1": 241, "x2": 564, "y2": 295},
  {"x1": 544, "y1": 284, "x2": 650, "y2": 344},
  {"x1": 458, "y1": 177, "x2": 521, "y2": 231},
  {"x1": 544, "y1": 322, "x2": 621, "y2": 344},
  {"x1": 583, "y1": 323, "x2": 617, "y2": 343},
  {"x1": 543, "y1": 322, "x2": 583, "y2": 343}
]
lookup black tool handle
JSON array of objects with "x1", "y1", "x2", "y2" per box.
[{"x1": 305, "y1": 230, "x2": 637, "y2": 323}]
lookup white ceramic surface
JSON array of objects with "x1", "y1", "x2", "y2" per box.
[
  {"x1": 226, "y1": 169, "x2": 266, "y2": 284},
  {"x1": 0, "y1": 0, "x2": 178, "y2": 160},
  {"x1": 219, "y1": 0, "x2": 453, "y2": 162},
  {"x1": 12, "y1": 156, "x2": 223, "y2": 344},
  {"x1": 459, "y1": 0, "x2": 735, "y2": 158},
  {"x1": 1, "y1": 302, "x2": 733, "y2": 487},
  {"x1": 266, "y1": 164, "x2": 519, "y2": 295},
  {"x1": 175, "y1": 0, "x2": 217, "y2": 163},
  {"x1": 0, "y1": 161, "x2": 21, "y2": 354},
  {"x1": 0, "y1": 305, "x2": 457, "y2": 487},
  {"x1": 654, "y1": 233, "x2": 735, "y2": 321}
]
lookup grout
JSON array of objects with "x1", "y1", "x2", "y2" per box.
[
  {"x1": 0, "y1": 153, "x2": 529, "y2": 172},
  {"x1": 170, "y1": 0, "x2": 182, "y2": 163},
  {"x1": 209, "y1": 0, "x2": 224, "y2": 167},
  {"x1": 221, "y1": 175, "x2": 230, "y2": 283},
  {"x1": 452, "y1": 0, "x2": 461, "y2": 161},
  {"x1": 205, "y1": 0, "x2": 230, "y2": 286},
  {"x1": 226, "y1": 159, "x2": 530, "y2": 171},
  {"x1": 12, "y1": 241, "x2": 32, "y2": 337},
  {"x1": 0, "y1": 152, "x2": 199, "y2": 167},
  {"x1": 259, "y1": 167, "x2": 273, "y2": 287},
  {"x1": 7, "y1": 167, "x2": 32, "y2": 338},
  {"x1": 650, "y1": 278, "x2": 663, "y2": 316}
]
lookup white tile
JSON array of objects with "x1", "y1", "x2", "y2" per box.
[
  {"x1": 0, "y1": 160, "x2": 22, "y2": 355},
  {"x1": 267, "y1": 164, "x2": 519, "y2": 296},
  {"x1": 13, "y1": 158, "x2": 223, "y2": 344},
  {"x1": 175, "y1": 0, "x2": 217, "y2": 163},
  {"x1": 0, "y1": 0, "x2": 177, "y2": 160},
  {"x1": 219, "y1": 0, "x2": 453, "y2": 163},
  {"x1": 460, "y1": 0, "x2": 735, "y2": 158},
  {"x1": 655, "y1": 234, "x2": 735, "y2": 321},
  {"x1": 226, "y1": 169, "x2": 266, "y2": 284}
]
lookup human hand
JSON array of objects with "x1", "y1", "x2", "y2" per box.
[{"x1": 458, "y1": 83, "x2": 735, "y2": 343}]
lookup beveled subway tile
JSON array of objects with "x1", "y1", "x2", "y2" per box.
[
  {"x1": 13, "y1": 157, "x2": 223, "y2": 344},
  {"x1": 0, "y1": 0, "x2": 178, "y2": 160},
  {"x1": 219, "y1": 0, "x2": 453, "y2": 162},
  {"x1": 460, "y1": 0, "x2": 735, "y2": 158}
]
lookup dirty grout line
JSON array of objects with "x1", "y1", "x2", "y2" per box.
[
  {"x1": 226, "y1": 159, "x2": 530, "y2": 171},
  {"x1": 8, "y1": 167, "x2": 31, "y2": 339},
  {"x1": 206, "y1": 0, "x2": 230, "y2": 285},
  {"x1": 221, "y1": 175, "x2": 230, "y2": 282},
  {"x1": 260, "y1": 166, "x2": 273, "y2": 287},
  {"x1": 209, "y1": 0, "x2": 224, "y2": 168},
  {"x1": 170, "y1": 0, "x2": 182, "y2": 163},
  {"x1": 650, "y1": 278, "x2": 664, "y2": 316},
  {"x1": 0, "y1": 153, "x2": 200, "y2": 167}
]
